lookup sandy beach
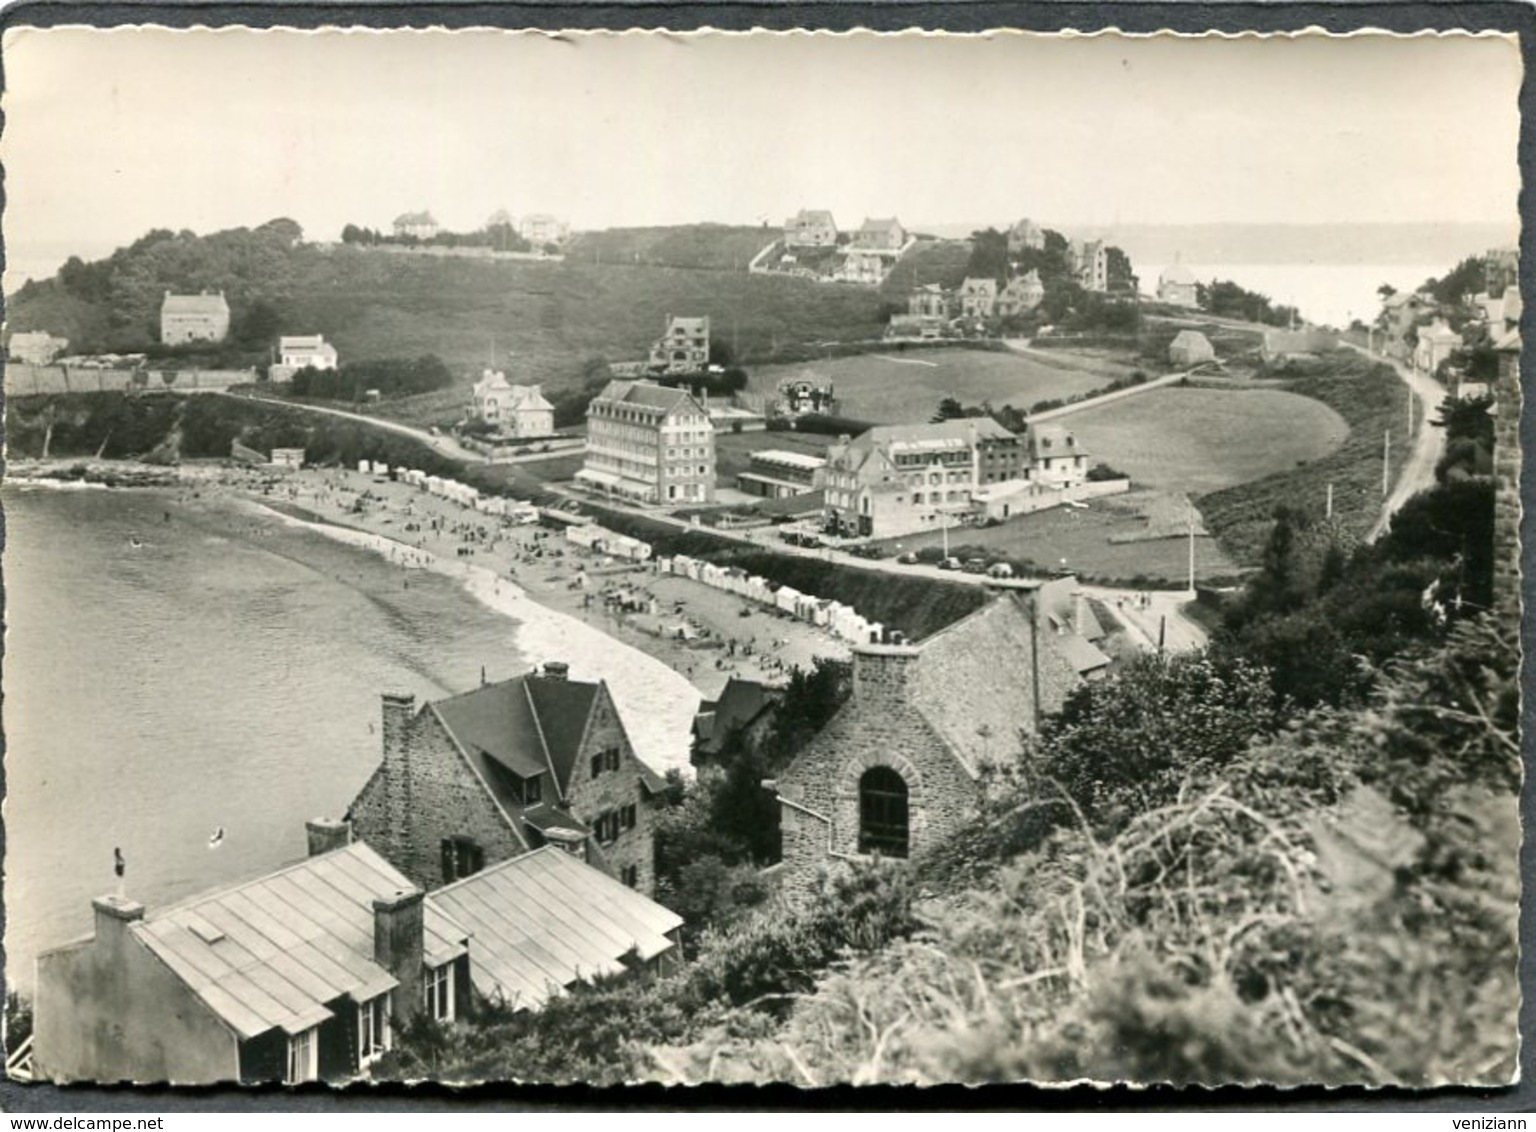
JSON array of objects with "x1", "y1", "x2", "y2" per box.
[{"x1": 12, "y1": 459, "x2": 851, "y2": 775}]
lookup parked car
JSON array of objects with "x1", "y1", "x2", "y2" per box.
[
  {"x1": 895, "y1": 551, "x2": 919, "y2": 565},
  {"x1": 987, "y1": 562, "x2": 1015, "y2": 578},
  {"x1": 962, "y1": 558, "x2": 989, "y2": 574},
  {"x1": 938, "y1": 557, "x2": 962, "y2": 571}
]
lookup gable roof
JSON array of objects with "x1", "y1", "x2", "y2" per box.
[
  {"x1": 694, "y1": 678, "x2": 783, "y2": 757},
  {"x1": 858, "y1": 418, "x2": 1017, "y2": 449},
  {"x1": 961, "y1": 277, "x2": 999, "y2": 296},
  {"x1": 1160, "y1": 262, "x2": 1198, "y2": 286},
  {"x1": 131, "y1": 842, "x2": 467, "y2": 1041},
  {"x1": 505, "y1": 385, "x2": 555, "y2": 412},
  {"x1": 395, "y1": 211, "x2": 438, "y2": 226},
  {"x1": 161, "y1": 293, "x2": 229, "y2": 317},
  {"x1": 594, "y1": 380, "x2": 704, "y2": 417},
  {"x1": 790, "y1": 209, "x2": 836, "y2": 228},
  {"x1": 433, "y1": 677, "x2": 558, "y2": 780},
  {"x1": 860, "y1": 217, "x2": 903, "y2": 234},
  {"x1": 429, "y1": 847, "x2": 682, "y2": 1012},
  {"x1": 280, "y1": 335, "x2": 332, "y2": 353}
]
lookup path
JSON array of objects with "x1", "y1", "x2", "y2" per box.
[
  {"x1": 1345, "y1": 344, "x2": 1446, "y2": 542},
  {"x1": 995, "y1": 341, "x2": 1207, "y2": 425},
  {"x1": 216, "y1": 390, "x2": 488, "y2": 464}
]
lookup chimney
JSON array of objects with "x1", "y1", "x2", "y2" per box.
[
  {"x1": 373, "y1": 888, "x2": 425, "y2": 1022},
  {"x1": 542, "y1": 661, "x2": 569, "y2": 681},
  {"x1": 851, "y1": 642, "x2": 921, "y2": 706},
  {"x1": 381, "y1": 692, "x2": 416, "y2": 754},
  {"x1": 92, "y1": 895, "x2": 145, "y2": 961},
  {"x1": 305, "y1": 817, "x2": 352, "y2": 857}
]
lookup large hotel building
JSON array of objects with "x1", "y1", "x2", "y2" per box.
[{"x1": 577, "y1": 380, "x2": 717, "y2": 505}]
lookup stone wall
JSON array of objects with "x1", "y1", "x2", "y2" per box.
[
  {"x1": 1493, "y1": 343, "x2": 1523, "y2": 621},
  {"x1": 563, "y1": 684, "x2": 659, "y2": 895},
  {"x1": 774, "y1": 645, "x2": 981, "y2": 900},
  {"x1": 349, "y1": 694, "x2": 529, "y2": 890}
]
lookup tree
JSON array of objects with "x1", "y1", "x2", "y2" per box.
[
  {"x1": 965, "y1": 228, "x2": 1010, "y2": 283},
  {"x1": 932, "y1": 396, "x2": 966, "y2": 422}
]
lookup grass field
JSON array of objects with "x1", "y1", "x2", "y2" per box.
[
  {"x1": 875, "y1": 492, "x2": 1242, "y2": 586},
  {"x1": 1196, "y1": 353, "x2": 1412, "y2": 564},
  {"x1": 1066, "y1": 386, "x2": 1350, "y2": 494},
  {"x1": 713, "y1": 429, "x2": 837, "y2": 483},
  {"x1": 749, "y1": 348, "x2": 1130, "y2": 425}
]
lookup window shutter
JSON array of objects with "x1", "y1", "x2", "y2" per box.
[{"x1": 440, "y1": 839, "x2": 455, "y2": 882}]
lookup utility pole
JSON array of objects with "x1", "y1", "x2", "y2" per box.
[
  {"x1": 1407, "y1": 386, "x2": 1415, "y2": 435},
  {"x1": 1187, "y1": 504, "x2": 1196, "y2": 594},
  {"x1": 1383, "y1": 429, "x2": 1391, "y2": 496},
  {"x1": 1326, "y1": 482, "x2": 1334, "y2": 520}
]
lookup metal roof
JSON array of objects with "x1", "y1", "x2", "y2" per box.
[
  {"x1": 429, "y1": 847, "x2": 682, "y2": 1012},
  {"x1": 749, "y1": 449, "x2": 827, "y2": 471},
  {"x1": 132, "y1": 843, "x2": 468, "y2": 1041}
]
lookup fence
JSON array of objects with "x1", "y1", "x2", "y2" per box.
[{"x1": 7, "y1": 364, "x2": 256, "y2": 396}]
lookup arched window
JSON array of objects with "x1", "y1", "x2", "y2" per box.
[{"x1": 858, "y1": 766, "x2": 909, "y2": 858}]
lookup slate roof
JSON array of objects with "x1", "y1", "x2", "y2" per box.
[
  {"x1": 429, "y1": 847, "x2": 682, "y2": 1012},
  {"x1": 131, "y1": 843, "x2": 468, "y2": 1041},
  {"x1": 594, "y1": 380, "x2": 700, "y2": 416},
  {"x1": 161, "y1": 293, "x2": 229, "y2": 317},
  {"x1": 694, "y1": 678, "x2": 782, "y2": 757}
]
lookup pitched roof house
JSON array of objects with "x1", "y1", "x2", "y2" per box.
[
  {"x1": 692, "y1": 677, "x2": 784, "y2": 767},
  {"x1": 8, "y1": 330, "x2": 69, "y2": 365},
  {"x1": 1157, "y1": 261, "x2": 1200, "y2": 307},
  {"x1": 785, "y1": 209, "x2": 838, "y2": 248},
  {"x1": 393, "y1": 211, "x2": 439, "y2": 239},
  {"x1": 33, "y1": 835, "x2": 470, "y2": 1085},
  {"x1": 471, "y1": 370, "x2": 556, "y2": 438},
  {"x1": 1168, "y1": 329, "x2": 1216, "y2": 367},
  {"x1": 768, "y1": 585, "x2": 1084, "y2": 899},
  {"x1": 959, "y1": 276, "x2": 999, "y2": 319},
  {"x1": 996, "y1": 271, "x2": 1045, "y2": 317},
  {"x1": 160, "y1": 291, "x2": 231, "y2": 345},
  {"x1": 853, "y1": 217, "x2": 907, "y2": 253},
  {"x1": 431, "y1": 846, "x2": 683, "y2": 1012},
  {"x1": 348, "y1": 664, "x2": 670, "y2": 897}
]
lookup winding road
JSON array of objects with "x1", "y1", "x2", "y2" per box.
[{"x1": 1346, "y1": 344, "x2": 1447, "y2": 543}]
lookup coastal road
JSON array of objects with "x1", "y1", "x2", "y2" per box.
[
  {"x1": 214, "y1": 391, "x2": 488, "y2": 464},
  {"x1": 1345, "y1": 344, "x2": 1447, "y2": 542}
]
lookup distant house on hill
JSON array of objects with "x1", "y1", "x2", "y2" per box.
[
  {"x1": 852, "y1": 217, "x2": 907, "y2": 253},
  {"x1": 1168, "y1": 329, "x2": 1216, "y2": 367},
  {"x1": 1378, "y1": 291, "x2": 1433, "y2": 360},
  {"x1": 996, "y1": 271, "x2": 1045, "y2": 318},
  {"x1": 1007, "y1": 218, "x2": 1045, "y2": 254},
  {"x1": 470, "y1": 369, "x2": 555, "y2": 438},
  {"x1": 348, "y1": 664, "x2": 671, "y2": 896},
  {"x1": 837, "y1": 251, "x2": 887, "y2": 285},
  {"x1": 649, "y1": 315, "x2": 711, "y2": 375},
  {"x1": 281, "y1": 335, "x2": 339, "y2": 370},
  {"x1": 393, "y1": 211, "x2": 439, "y2": 240},
  {"x1": 1157, "y1": 261, "x2": 1200, "y2": 307},
  {"x1": 160, "y1": 291, "x2": 231, "y2": 345},
  {"x1": 1028, "y1": 424, "x2": 1090, "y2": 490},
  {"x1": 1070, "y1": 239, "x2": 1109, "y2": 293},
  {"x1": 784, "y1": 209, "x2": 838, "y2": 248},
  {"x1": 766, "y1": 586, "x2": 1086, "y2": 900},
  {"x1": 958, "y1": 277, "x2": 999, "y2": 319},
  {"x1": 8, "y1": 330, "x2": 69, "y2": 365},
  {"x1": 519, "y1": 214, "x2": 569, "y2": 247}
]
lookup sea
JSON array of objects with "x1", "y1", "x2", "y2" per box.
[
  {"x1": 2, "y1": 484, "x2": 697, "y2": 995},
  {"x1": 1139, "y1": 263, "x2": 1451, "y2": 329}
]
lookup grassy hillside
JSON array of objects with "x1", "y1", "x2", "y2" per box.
[
  {"x1": 6, "y1": 223, "x2": 890, "y2": 403},
  {"x1": 563, "y1": 224, "x2": 776, "y2": 271}
]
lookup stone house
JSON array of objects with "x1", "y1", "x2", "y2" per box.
[
  {"x1": 767, "y1": 585, "x2": 1083, "y2": 899},
  {"x1": 33, "y1": 834, "x2": 470, "y2": 1085},
  {"x1": 995, "y1": 271, "x2": 1045, "y2": 318},
  {"x1": 1070, "y1": 239, "x2": 1109, "y2": 292},
  {"x1": 1168, "y1": 329, "x2": 1216, "y2": 367},
  {"x1": 520, "y1": 214, "x2": 570, "y2": 247},
  {"x1": 958, "y1": 277, "x2": 999, "y2": 319},
  {"x1": 837, "y1": 251, "x2": 887, "y2": 285},
  {"x1": 348, "y1": 663, "x2": 670, "y2": 896},
  {"x1": 1378, "y1": 291, "x2": 1433, "y2": 360},
  {"x1": 160, "y1": 291, "x2": 231, "y2": 345},
  {"x1": 785, "y1": 209, "x2": 839, "y2": 248},
  {"x1": 470, "y1": 369, "x2": 556, "y2": 438}
]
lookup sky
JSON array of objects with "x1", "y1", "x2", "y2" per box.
[{"x1": 0, "y1": 27, "x2": 1523, "y2": 283}]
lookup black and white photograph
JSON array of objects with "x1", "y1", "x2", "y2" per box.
[{"x1": 0, "y1": 22, "x2": 1523, "y2": 1093}]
